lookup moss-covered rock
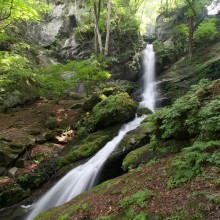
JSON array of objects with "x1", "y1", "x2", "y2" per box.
[
  {"x1": 79, "y1": 93, "x2": 137, "y2": 134},
  {"x1": 159, "y1": 43, "x2": 220, "y2": 104},
  {"x1": 136, "y1": 107, "x2": 153, "y2": 116},
  {"x1": 0, "y1": 140, "x2": 31, "y2": 168},
  {"x1": 0, "y1": 183, "x2": 30, "y2": 208},
  {"x1": 17, "y1": 158, "x2": 58, "y2": 189},
  {"x1": 122, "y1": 144, "x2": 154, "y2": 171},
  {"x1": 0, "y1": 78, "x2": 39, "y2": 113},
  {"x1": 58, "y1": 125, "x2": 120, "y2": 166},
  {"x1": 82, "y1": 93, "x2": 107, "y2": 111}
]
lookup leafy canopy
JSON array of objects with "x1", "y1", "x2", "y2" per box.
[{"x1": 0, "y1": 0, "x2": 49, "y2": 29}]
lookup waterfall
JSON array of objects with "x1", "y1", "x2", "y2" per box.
[
  {"x1": 139, "y1": 44, "x2": 156, "y2": 112},
  {"x1": 24, "y1": 44, "x2": 156, "y2": 220}
]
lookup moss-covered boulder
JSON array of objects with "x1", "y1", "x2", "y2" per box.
[
  {"x1": 99, "y1": 120, "x2": 156, "y2": 181},
  {"x1": 79, "y1": 93, "x2": 137, "y2": 134},
  {"x1": 137, "y1": 107, "x2": 153, "y2": 116},
  {"x1": 122, "y1": 144, "x2": 154, "y2": 171},
  {"x1": 59, "y1": 125, "x2": 120, "y2": 166},
  {"x1": 0, "y1": 182, "x2": 30, "y2": 208},
  {"x1": 0, "y1": 78, "x2": 39, "y2": 113},
  {"x1": 0, "y1": 139, "x2": 34, "y2": 167},
  {"x1": 82, "y1": 93, "x2": 106, "y2": 111}
]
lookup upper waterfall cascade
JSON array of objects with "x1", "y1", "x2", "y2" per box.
[{"x1": 24, "y1": 44, "x2": 157, "y2": 220}]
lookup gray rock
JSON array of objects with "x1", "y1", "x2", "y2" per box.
[
  {"x1": 28, "y1": 2, "x2": 77, "y2": 47},
  {"x1": 8, "y1": 167, "x2": 18, "y2": 178}
]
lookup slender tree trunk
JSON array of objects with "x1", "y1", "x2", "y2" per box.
[
  {"x1": 105, "y1": 0, "x2": 112, "y2": 55},
  {"x1": 188, "y1": 17, "x2": 193, "y2": 57},
  {"x1": 93, "y1": 0, "x2": 103, "y2": 56}
]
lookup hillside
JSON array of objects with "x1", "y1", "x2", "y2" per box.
[{"x1": 1, "y1": 1, "x2": 220, "y2": 220}]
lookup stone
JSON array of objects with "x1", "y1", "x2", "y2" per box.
[
  {"x1": 136, "y1": 107, "x2": 153, "y2": 116},
  {"x1": 8, "y1": 167, "x2": 18, "y2": 178},
  {"x1": 80, "y1": 93, "x2": 137, "y2": 133}
]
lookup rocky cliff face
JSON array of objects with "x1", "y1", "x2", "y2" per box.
[{"x1": 26, "y1": 0, "x2": 142, "y2": 81}]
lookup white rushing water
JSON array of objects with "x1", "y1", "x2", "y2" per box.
[
  {"x1": 24, "y1": 44, "x2": 156, "y2": 220},
  {"x1": 139, "y1": 44, "x2": 156, "y2": 112}
]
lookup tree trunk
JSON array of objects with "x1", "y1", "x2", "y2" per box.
[
  {"x1": 93, "y1": 0, "x2": 103, "y2": 56},
  {"x1": 105, "y1": 0, "x2": 112, "y2": 55},
  {"x1": 188, "y1": 17, "x2": 193, "y2": 58}
]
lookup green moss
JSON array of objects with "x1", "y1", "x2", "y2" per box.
[
  {"x1": 58, "y1": 125, "x2": 120, "y2": 166},
  {"x1": 122, "y1": 144, "x2": 153, "y2": 171},
  {"x1": 0, "y1": 184, "x2": 30, "y2": 207},
  {"x1": 120, "y1": 189, "x2": 154, "y2": 208},
  {"x1": 82, "y1": 93, "x2": 106, "y2": 111},
  {"x1": 79, "y1": 93, "x2": 137, "y2": 134},
  {"x1": 159, "y1": 43, "x2": 220, "y2": 103}
]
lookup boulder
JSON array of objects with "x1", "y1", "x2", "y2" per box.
[
  {"x1": 0, "y1": 78, "x2": 39, "y2": 113},
  {"x1": 99, "y1": 121, "x2": 155, "y2": 181},
  {"x1": 137, "y1": 107, "x2": 153, "y2": 116},
  {"x1": 82, "y1": 93, "x2": 106, "y2": 111},
  {"x1": 0, "y1": 135, "x2": 35, "y2": 167},
  {"x1": 80, "y1": 93, "x2": 137, "y2": 133},
  {"x1": 0, "y1": 183, "x2": 30, "y2": 208}
]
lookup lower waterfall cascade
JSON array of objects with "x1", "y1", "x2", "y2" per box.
[{"x1": 24, "y1": 44, "x2": 157, "y2": 220}]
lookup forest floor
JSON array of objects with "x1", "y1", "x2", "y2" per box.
[
  {"x1": 0, "y1": 98, "x2": 83, "y2": 196},
  {"x1": 1, "y1": 99, "x2": 220, "y2": 220},
  {"x1": 37, "y1": 156, "x2": 220, "y2": 220}
]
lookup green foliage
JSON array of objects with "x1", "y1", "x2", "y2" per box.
[
  {"x1": 120, "y1": 189, "x2": 154, "y2": 208},
  {"x1": 167, "y1": 141, "x2": 220, "y2": 188},
  {"x1": 153, "y1": 40, "x2": 174, "y2": 65},
  {"x1": 0, "y1": 0, "x2": 49, "y2": 29},
  {"x1": 17, "y1": 173, "x2": 29, "y2": 183},
  {"x1": 37, "y1": 59, "x2": 110, "y2": 99},
  {"x1": 194, "y1": 18, "x2": 218, "y2": 45},
  {"x1": 58, "y1": 126, "x2": 119, "y2": 166},
  {"x1": 172, "y1": 24, "x2": 189, "y2": 56}
]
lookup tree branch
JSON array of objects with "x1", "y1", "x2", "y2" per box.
[{"x1": 0, "y1": 0, "x2": 14, "y2": 21}]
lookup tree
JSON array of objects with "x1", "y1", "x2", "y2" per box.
[
  {"x1": 0, "y1": 0, "x2": 49, "y2": 30},
  {"x1": 184, "y1": 0, "x2": 210, "y2": 57},
  {"x1": 93, "y1": 0, "x2": 103, "y2": 57},
  {"x1": 104, "y1": 0, "x2": 112, "y2": 55}
]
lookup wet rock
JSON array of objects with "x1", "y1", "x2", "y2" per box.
[
  {"x1": 136, "y1": 107, "x2": 153, "y2": 116},
  {"x1": 80, "y1": 93, "x2": 137, "y2": 133}
]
